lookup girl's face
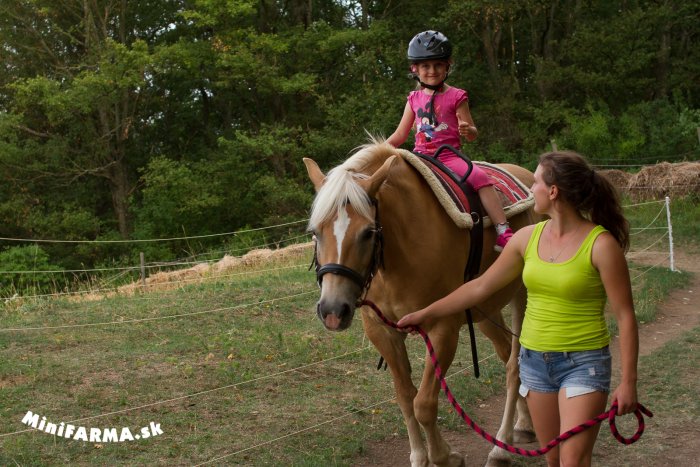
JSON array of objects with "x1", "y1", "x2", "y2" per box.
[
  {"x1": 412, "y1": 60, "x2": 449, "y2": 87},
  {"x1": 532, "y1": 165, "x2": 554, "y2": 214}
]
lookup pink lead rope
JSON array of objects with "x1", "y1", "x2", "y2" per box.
[{"x1": 362, "y1": 299, "x2": 653, "y2": 456}]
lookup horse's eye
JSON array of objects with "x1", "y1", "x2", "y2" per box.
[{"x1": 360, "y1": 229, "x2": 376, "y2": 241}]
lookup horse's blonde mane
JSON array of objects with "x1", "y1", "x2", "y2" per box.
[{"x1": 308, "y1": 138, "x2": 395, "y2": 230}]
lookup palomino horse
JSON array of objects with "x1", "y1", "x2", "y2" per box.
[{"x1": 304, "y1": 141, "x2": 538, "y2": 467}]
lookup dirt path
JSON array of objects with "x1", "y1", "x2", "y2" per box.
[{"x1": 354, "y1": 249, "x2": 699, "y2": 467}]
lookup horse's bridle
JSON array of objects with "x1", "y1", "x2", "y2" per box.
[{"x1": 310, "y1": 199, "x2": 384, "y2": 297}]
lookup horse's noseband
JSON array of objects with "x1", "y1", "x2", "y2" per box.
[
  {"x1": 316, "y1": 263, "x2": 368, "y2": 290},
  {"x1": 311, "y1": 200, "x2": 384, "y2": 296}
]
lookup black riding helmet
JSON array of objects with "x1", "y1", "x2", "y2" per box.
[
  {"x1": 407, "y1": 30, "x2": 452, "y2": 62},
  {"x1": 407, "y1": 30, "x2": 452, "y2": 120}
]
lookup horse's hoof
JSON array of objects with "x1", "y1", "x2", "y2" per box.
[
  {"x1": 447, "y1": 451, "x2": 465, "y2": 467},
  {"x1": 410, "y1": 451, "x2": 429, "y2": 467},
  {"x1": 485, "y1": 448, "x2": 512, "y2": 467},
  {"x1": 513, "y1": 429, "x2": 537, "y2": 444},
  {"x1": 485, "y1": 459, "x2": 512, "y2": 467}
]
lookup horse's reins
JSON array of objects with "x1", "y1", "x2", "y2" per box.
[{"x1": 362, "y1": 299, "x2": 653, "y2": 455}]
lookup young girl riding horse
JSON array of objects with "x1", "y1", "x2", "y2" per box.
[{"x1": 386, "y1": 30, "x2": 513, "y2": 251}]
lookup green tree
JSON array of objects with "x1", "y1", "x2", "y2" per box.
[
  {"x1": 0, "y1": 245, "x2": 66, "y2": 297},
  {"x1": 0, "y1": 0, "x2": 698, "y2": 277},
  {"x1": 0, "y1": 1, "x2": 190, "y2": 239}
]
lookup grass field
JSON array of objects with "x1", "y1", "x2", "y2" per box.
[{"x1": 0, "y1": 198, "x2": 694, "y2": 466}]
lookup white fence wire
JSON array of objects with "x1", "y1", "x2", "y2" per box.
[
  {"x1": 0, "y1": 194, "x2": 679, "y2": 301},
  {"x1": 0, "y1": 195, "x2": 686, "y2": 464}
]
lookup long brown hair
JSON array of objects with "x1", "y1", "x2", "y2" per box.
[{"x1": 538, "y1": 151, "x2": 630, "y2": 252}]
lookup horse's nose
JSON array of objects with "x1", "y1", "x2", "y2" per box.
[{"x1": 317, "y1": 300, "x2": 352, "y2": 331}]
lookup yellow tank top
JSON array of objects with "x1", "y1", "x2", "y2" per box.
[{"x1": 520, "y1": 221, "x2": 610, "y2": 351}]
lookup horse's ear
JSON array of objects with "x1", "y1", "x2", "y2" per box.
[
  {"x1": 303, "y1": 158, "x2": 325, "y2": 192},
  {"x1": 359, "y1": 155, "x2": 397, "y2": 198}
]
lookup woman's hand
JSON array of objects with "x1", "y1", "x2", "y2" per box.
[
  {"x1": 611, "y1": 380, "x2": 638, "y2": 415},
  {"x1": 396, "y1": 309, "x2": 428, "y2": 330}
]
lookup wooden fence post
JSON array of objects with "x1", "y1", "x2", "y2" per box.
[{"x1": 140, "y1": 252, "x2": 146, "y2": 288}]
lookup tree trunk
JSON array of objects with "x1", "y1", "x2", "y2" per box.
[
  {"x1": 481, "y1": 21, "x2": 502, "y2": 85},
  {"x1": 655, "y1": 16, "x2": 671, "y2": 99},
  {"x1": 87, "y1": 0, "x2": 134, "y2": 238},
  {"x1": 528, "y1": 0, "x2": 562, "y2": 100},
  {"x1": 107, "y1": 154, "x2": 131, "y2": 237}
]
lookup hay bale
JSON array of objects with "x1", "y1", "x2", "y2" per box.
[
  {"x1": 191, "y1": 263, "x2": 211, "y2": 275},
  {"x1": 241, "y1": 249, "x2": 274, "y2": 266},
  {"x1": 273, "y1": 242, "x2": 313, "y2": 260},
  {"x1": 212, "y1": 254, "x2": 242, "y2": 273},
  {"x1": 598, "y1": 169, "x2": 632, "y2": 191},
  {"x1": 151, "y1": 269, "x2": 186, "y2": 283},
  {"x1": 99, "y1": 241, "x2": 314, "y2": 299},
  {"x1": 627, "y1": 161, "x2": 700, "y2": 201},
  {"x1": 117, "y1": 282, "x2": 140, "y2": 296}
]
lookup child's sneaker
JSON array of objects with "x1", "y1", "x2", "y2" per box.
[{"x1": 494, "y1": 228, "x2": 513, "y2": 252}]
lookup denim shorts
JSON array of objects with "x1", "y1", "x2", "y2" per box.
[{"x1": 518, "y1": 346, "x2": 611, "y2": 398}]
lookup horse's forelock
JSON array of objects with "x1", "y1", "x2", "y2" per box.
[
  {"x1": 308, "y1": 142, "x2": 393, "y2": 231},
  {"x1": 308, "y1": 168, "x2": 373, "y2": 231}
]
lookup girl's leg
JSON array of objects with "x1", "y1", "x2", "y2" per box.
[
  {"x1": 478, "y1": 185, "x2": 507, "y2": 225},
  {"x1": 477, "y1": 185, "x2": 513, "y2": 251},
  {"x1": 557, "y1": 390, "x2": 608, "y2": 467},
  {"x1": 525, "y1": 390, "x2": 561, "y2": 467},
  {"x1": 440, "y1": 158, "x2": 513, "y2": 250},
  {"x1": 464, "y1": 166, "x2": 513, "y2": 251}
]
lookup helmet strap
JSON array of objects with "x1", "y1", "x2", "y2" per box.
[
  {"x1": 415, "y1": 78, "x2": 444, "y2": 91},
  {"x1": 410, "y1": 62, "x2": 450, "y2": 126},
  {"x1": 411, "y1": 62, "x2": 450, "y2": 91},
  {"x1": 410, "y1": 80, "x2": 443, "y2": 126}
]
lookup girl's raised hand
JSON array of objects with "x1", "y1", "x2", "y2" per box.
[{"x1": 458, "y1": 120, "x2": 478, "y2": 141}]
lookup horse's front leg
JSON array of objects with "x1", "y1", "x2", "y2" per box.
[
  {"x1": 414, "y1": 318, "x2": 465, "y2": 467},
  {"x1": 485, "y1": 289, "x2": 535, "y2": 467},
  {"x1": 484, "y1": 333, "x2": 521, "y2": 467},
  {"x1": 361, "y1": 308, "x2": 428, "y2": 467}
]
